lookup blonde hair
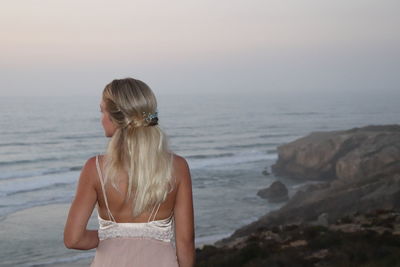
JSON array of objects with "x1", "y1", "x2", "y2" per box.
[{"x1": 102, "y1": 77, "x2": 175, "y2": 217}]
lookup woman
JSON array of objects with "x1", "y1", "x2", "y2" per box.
[{"x1": 64, "y1": 78, "x2": 195, "y2": 267}]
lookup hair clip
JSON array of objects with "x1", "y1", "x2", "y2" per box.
[{"x1": 142, "y1": 110, "x2": 158, "y2": 123}]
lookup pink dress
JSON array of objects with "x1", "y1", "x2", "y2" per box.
[{"x1": 91, "y1": 155, "x2": 179, "y2": 267}]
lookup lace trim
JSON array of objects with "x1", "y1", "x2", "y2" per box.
[{"x1": 97, "y1": 214, "x2": 175, "y2": 243}]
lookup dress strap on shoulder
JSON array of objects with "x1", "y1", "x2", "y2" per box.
[
  {"x1": 147, "y1": 202, "x2": 162, "y2": 222},
  {"x1": 96, "y1": 155, "x2": 116, "y2": 222}
]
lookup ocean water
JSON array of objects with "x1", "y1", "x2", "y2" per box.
[{"x1": 0, "y1": 90, "x2": 399, "y2": 266}]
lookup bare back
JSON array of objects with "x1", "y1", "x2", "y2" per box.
[{"x1": 95, "y1": 154, "x2": 179, "y2": 223}]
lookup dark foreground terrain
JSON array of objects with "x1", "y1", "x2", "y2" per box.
[{"x1": 195, "y1": 209, "x2": 400, "y2": 267}]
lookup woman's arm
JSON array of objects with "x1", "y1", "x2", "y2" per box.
[
  {"x1": 64, "y1": 156, "x2": 99, "y2": 250},
  {"x1": 174, "y1": 156, "x2": 195, "y2": 267}
]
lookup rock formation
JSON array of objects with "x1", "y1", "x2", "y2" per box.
[
  {"x1": 271, "y1": 124, "x2": 400, "y2": 182},
  {"x1": 257, "y1": 181, "x2": 288, "y2": 203},
  {"x1": 215, "y1": 124, "x2": 400, "y2": 248}
]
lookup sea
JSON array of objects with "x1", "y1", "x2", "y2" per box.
[{"x1": 0, "y1": 90, "x2": 399, "y2": 266}]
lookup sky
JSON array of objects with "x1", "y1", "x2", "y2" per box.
[{"x1": 1, "y1": 0, "x2": 399, "y2": 97}]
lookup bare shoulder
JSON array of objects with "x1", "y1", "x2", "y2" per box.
[
  {"x1": 83, "y1": 155, "x2": 98, "y2": 171},
  {"x1": 171, "y1": 153, "x2": 191, "y2": 186},
  {"x1": 78, "y1": 155, "x2": 100, "y2": 185},
  {"x1": 87, "y1": 154, "x2": 107, "y2": 168},
  {"x1": 172, "y1": 153, "x2": 189, "y2": 168}
]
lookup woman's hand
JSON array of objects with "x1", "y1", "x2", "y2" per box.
[{"x1": 64, "y1": 157, "x2": 99, "y2": 250}]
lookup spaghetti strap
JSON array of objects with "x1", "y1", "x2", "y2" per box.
[
  {"x1": 150, "y1": 203, "x2": 161, "y2": 222},
  {"x1": 96, "y1": 155, "x2": 116, "y2": 222},
  {"x1": 147, "y1": 202, "x2": 160, "y2": 223}
]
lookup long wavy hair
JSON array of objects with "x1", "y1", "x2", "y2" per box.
[{"x1": 102, "y1": 77, "x2": 176, "y2": 217}]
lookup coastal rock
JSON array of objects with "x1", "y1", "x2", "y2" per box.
[
  {"x1": 199, "y1": 209, "x2": 400, "y2": 266},
  {"x1": 217, "y1": 173, "x2": 400, "y2": 247},
  {"x1": 257, "y1": 181, "x2": 288, "y2": 203},
  {"x1": 294, "y1": 181, "x2": 331, "y2": 197},
  {"x1": 271, "y1": 124, "x2": 400, "y2": 182},
  {"x1": 335, "y1": 131, "x2": 400, "y2": 183},
  {"x1": 262, "y1": 169, "x2": 270, "y2": 176},
  {"x1": 215, "y1": 124, "x2": 400, "y2": 248}
]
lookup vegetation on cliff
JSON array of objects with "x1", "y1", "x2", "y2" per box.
[{"x1": 196, "y1": 209, "x2": 400, "y2": 267}]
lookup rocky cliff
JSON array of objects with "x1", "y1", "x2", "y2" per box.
[
  {"x1": 271, "y1": 124, "x2": 400, "y2": 182},
  {"x1": 214, "y1": 124, "x2": 400, "y2": 248}
]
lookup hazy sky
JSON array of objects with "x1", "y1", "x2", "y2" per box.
[{"x1": 1, "y1": 0, "x2": 399, "y2": 97}]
